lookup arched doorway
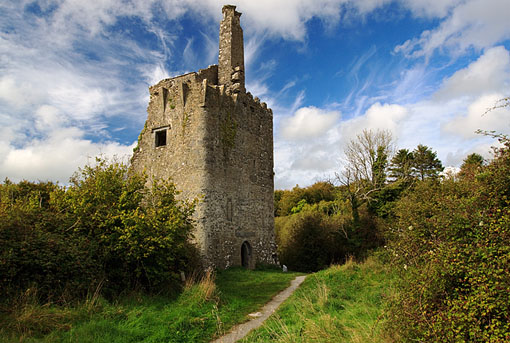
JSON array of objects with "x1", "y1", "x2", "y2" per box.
[{"x1": 241, "y1": 241, "x2": 252, "y2": 268}]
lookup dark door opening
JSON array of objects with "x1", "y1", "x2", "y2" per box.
[{"x1": 241, "y1": 241, "x2": 251, "y2": 268}]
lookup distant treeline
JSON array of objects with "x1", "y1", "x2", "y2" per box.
[
  {"x1": 274, "y1": 133, "x2": 446, "y2": 272},
  {"x1": 274, "y1": 129, "x2": 510, "y2": 342}
]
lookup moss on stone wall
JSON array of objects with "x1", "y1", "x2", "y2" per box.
[
  {"x1": 181, "y1": 112, "x2": 190, "y2": 136},
  {"x1": 168, "y1": 97, "x2": 176, "y2": 110},
  {"x1": 133, "y1": 122, "x2": 148, "y2": 153},
  {"x1": 221, "y1": 111, "x2": 237, "y2": 150}
]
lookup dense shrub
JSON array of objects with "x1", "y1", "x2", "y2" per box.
[
  {"x1": 276, "y1": 211, "x2": 335, "y2": 272},
  {"x1": 0, "y1": 181, "x2": 98, "y2": 300},
  {"x1": 275, "y1": 204, "x2": 384, "y2": 272},
  {"x1": 386, "y1": 140, "x2": 510, "y2": 342},
  {"x1": 0, "y1": 159, "x2": 197, "y2": 303}
]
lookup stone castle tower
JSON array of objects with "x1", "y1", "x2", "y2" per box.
[{"x1": 131, "y1": 5, "x2": 277, "y2": 269}]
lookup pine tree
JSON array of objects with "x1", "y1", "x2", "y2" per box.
[
  {"x1": 389, "y1": 148, "x2": 414, "y2": 181},
  {"x1": 459, "y1": 153, "x2": 484, "y2": 178},
  {"x1": 412, "y1": 144, "x2": 443, "y2": 180}
]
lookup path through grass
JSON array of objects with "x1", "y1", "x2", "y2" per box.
[
  {"x1": 241, "y1": 256, "x2": 397, "y2": 343},
  {"x1": 1, "y1": 267, "x2": 302, "y2": 343}
]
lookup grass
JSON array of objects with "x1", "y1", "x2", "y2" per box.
[
  {"x1": 240, "y1": 256, "x2": 397, "y2": 343},
  {"x1": 0, "y1": 267, "x2": 302, "y2": 343}
]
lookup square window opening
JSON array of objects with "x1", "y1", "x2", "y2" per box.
[{"x1": 155, "y1": 130, "x2": 167, "y2": 147}]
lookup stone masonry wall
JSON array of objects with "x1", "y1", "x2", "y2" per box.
[
  {"x1": 130, "y1": 5, "x2": 277, "y2": 269},
  {"x1": 130, "y1": 66, "x2": 219, "y2": 256},
  {"x1": 219, "y1": 5, "x2": 245, "y2": 93},
  {"x1": 200, "y1": 88, "x2": 277, "y2": 268}
]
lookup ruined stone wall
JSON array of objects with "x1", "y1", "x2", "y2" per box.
[
  {"x1": 219, "y1": 5, "x2": 245, "y2": 93},
  {"x1": 200, "y1": 88, "x2": 276, "y2": 268},
  {"x1": 130, "y1": 5, "x2": 277, "y2": 269},
  {"x1": 130, "y1": 66, "x2": 218, "y2": 254}
]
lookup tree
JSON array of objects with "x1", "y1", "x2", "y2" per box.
[
  {"x1": 412, "y1": 144, "x2": 443, "y2": 180},
  {"x1": 372, "y1": 145, "x2": 389, "y2": 188},
  {"x1": 0, "y1": 159, "x2": 198, "y2": 301},
  {"x1": 343, "y1": 129, "x2": 394, "y2": 188},
  {"x1": 337, "y1": 129, "x2": 394, "y2": 223},
  {"x1": 459, "y1": 153, "x2": 484, "y2": 179},
  {"x1": 388, "y1": 148, "x2": 414, "y2": 182},
  {"x1": 274, "y1": 182, "x2": 336, "y2": 217},
  {"x1": 462, "y1": 153, "x2": 484, "y2": 167},
  {"x1": 274, "y1": 189, "x2": 284, "y2": 216}
]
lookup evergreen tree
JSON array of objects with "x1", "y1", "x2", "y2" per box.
[
  {"x1": 461, "y1": 153, "x2": 484, "y2": 169},
  {"x1": 389, "y1": 148, "x2": 414, "y2": 181},
  {"x1": 459, "y1": 153, "x2": 484, "y2": 178},
  {"x1": 372, "y1": 145, "x2": 388, "y2": 188},
  {"x1": 412, "y1": 144, "x2": 443, "y2": 180}
]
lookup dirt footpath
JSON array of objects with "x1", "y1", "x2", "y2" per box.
[{"x1": 211, "y1": 275, "x2": 307, "y2": 343}]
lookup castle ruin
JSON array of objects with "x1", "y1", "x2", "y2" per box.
[{"x1": 130, "y1": 5, "x2": 278, "y2": 269}]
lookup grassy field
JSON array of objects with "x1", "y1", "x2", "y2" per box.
[
  {"x1": 0, "y1": 267, "x2": 302, "y2": 343},
  {"x1": 241, "y1": 256, "x2": 397, "y2": 343},
  {"x1": 2, "y1": 257, "x2": 396, "y2": 343}
]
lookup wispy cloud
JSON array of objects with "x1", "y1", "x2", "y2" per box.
[
  {"x1": 273, "y1": 44, "x2": 510, "y2": 189},
  {"x1": 395, "y1": 0, "x2": 510, "y2": 58},
  {"x1": 1, "y1": 0, "x2": 509, "y2": 189}
]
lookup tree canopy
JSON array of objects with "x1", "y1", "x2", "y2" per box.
[{"x1": 411, "y1": 144, "x2": 443, "y2": 180}]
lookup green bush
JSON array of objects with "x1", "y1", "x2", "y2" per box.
[
  {"x1": 385, "y1": 140, "x2": 510, "y2": 342},
  {"x1": 275, "y1": 204, "x2": 383, "y2": 272},
  {"x1": 0, "y1": 159, "x2": 197, "y2": 303},
  {"x1": 276, "y1": 211, "x2": 335, "y2": 272}
]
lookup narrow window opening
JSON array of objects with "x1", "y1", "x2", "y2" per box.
[
  {"x1": 226, "y1": 198, "x2": 233, "y2": 222},
  {"x1": 155, "y1": 130, "x2": 167, "y2": 147}
]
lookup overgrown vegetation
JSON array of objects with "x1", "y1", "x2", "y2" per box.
[
  {"x1": 274, "y1": 130, "x2": 444, "y2": 272},
  {"x1": 385, "y1": 137, "x2": 510, "y2": 342},
  {"x1": 0, "y1": 158, "x2": 198, "y2": 305},
  {"x1": 274, "y1": 124, "x2": 509, "y2": 340},
  {"x1": 0, "y1": 267, "x2": 301, "y2": 342},
  {"x1": 241, "y1": 256, "x2": 396, "y2": 343},
  {"x1": 2, "y1": 102, "x2": 509, "y2": 341}
]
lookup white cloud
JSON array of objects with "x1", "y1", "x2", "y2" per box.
[
  {"x1": 274, "y1": 102, "x2": 408, "y2": 189},
  {"x1": 444, "y1": 141, "x2": 496, "y2": 167},
  {"x1": 144, "y1": 64, "x2": 171, "y2": 86},
  {"x1": 0, "y1": 126, "x2": 135, "y2": 184},
  {"x1": 395, "y1": 0, "x2": 510, "y2": 58},
  {"x1": 0, "y1": 0, "x2": 171, "y2": 183},
  {"x1": 2, "y1": 0, "x2": 509, "y2": 190},
  {"x1": 34, "y1": 105, "x2": 67, "y2": 131},
  {"x1": 291, "y1": 152, "x2": 338, "y2": 172},
  {"x1": 338, "y1": 102, "x2": 408, "y2": 144},
  {"x1": 274, "y1": 130, "x2": 341, "y2": 189},
  {"x1": 281, "y1": 106, "x2": 340, "y2": 140},
  {"x1": 435, "y1": 47, "x2": 510, "y2": 144},
  {"x1": 435, "y1": 46, "x2": 510, "y2": 100},
  {"x1": 398, "y1": 0, "x2": 461, "y2": 18},
  {"x1": 0, "y1": 76, "x2": 38, "y2": 109},
  {"x1": 442, "y1": 93, "x2": 510, "y2": 139}
]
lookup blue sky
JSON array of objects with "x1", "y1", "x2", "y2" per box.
[{"x1": 1, "y1": 0, "x2": 509, "y2": 189}]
